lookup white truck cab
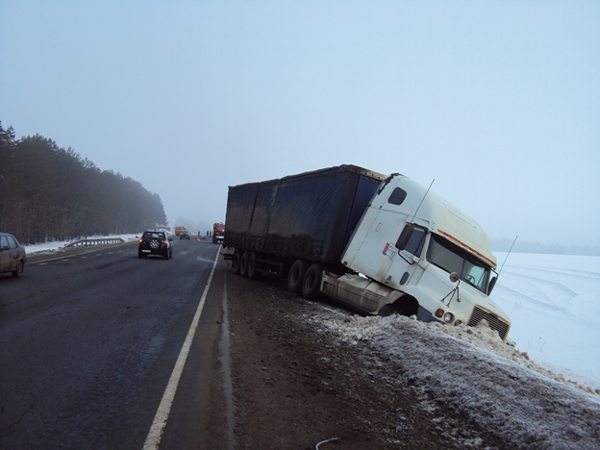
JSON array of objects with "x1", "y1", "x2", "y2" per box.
[{"x1": 322, "y1": 174, "x2": 511, "y2": 341}]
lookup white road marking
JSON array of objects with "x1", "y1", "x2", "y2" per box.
[
  {"x1": 142, "y1": 247, "x2": 221, "y2": 450},
  {"x1": 220, "y1": 272, "x2": 236, "y2": 450}
]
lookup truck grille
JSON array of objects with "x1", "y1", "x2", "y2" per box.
[{"x1": 467, "y1": 307, "x2": 510, "y2": 341}]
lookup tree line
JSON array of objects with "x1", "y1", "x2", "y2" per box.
[{"x1": 0, "y1": 122, "x2": 167, "y2": 245}]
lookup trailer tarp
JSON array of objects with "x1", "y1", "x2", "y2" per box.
[{"x1": 224, "y1": 165, "x2": 386, "y2": 265}]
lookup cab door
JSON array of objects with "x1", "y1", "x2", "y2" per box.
[
  {"x1": 342, "y1": 183, "x2": 410, "y2": 282},
  {"x1": 342, "y1": 204, "x2": 407, "y2": 282},
  {"x1": 383, "y1": 224, "x2": 428, "y2": 288}
]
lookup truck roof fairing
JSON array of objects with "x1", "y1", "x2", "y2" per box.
[{"x1": 390, "y1": 177, "x2": 497, "y2": 269}]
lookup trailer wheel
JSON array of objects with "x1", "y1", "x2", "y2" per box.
[
  {"x1": 287, "y1": 259, "x2": 307, "y2": 293},
  {"x1": 247, "y1": 252, "x2": 260, "y2": 280},
  {"x1": 232, "y1": 250, "x2": 241, "y2": 274},
  {"x1": 302, "y1": 263, "x2": 322, "y2": 300},
  {"x1": 239, "y1": 252, "x2": 249, "y2": 277}
]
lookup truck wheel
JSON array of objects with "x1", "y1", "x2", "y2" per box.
[
  {"x1": 239, "y1": 252, "x2": 249, "y2": 277},
  {"x1": 232, "y1": 250, "x2": 241, "y2": 274},
  {"x1": 302, "y1": 263, "x2": 322, "y2": 299},
  {"x1": 287, "y1": 259, "x2": 307, "y2": 293},
  {"x1": 379, "y1": 297, "x2": 419, "y2": 317},
  {"x1": 247, "y1": 252, "x2": 260, "y2": 280}
]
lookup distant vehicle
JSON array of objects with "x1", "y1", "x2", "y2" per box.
[
  {"x1": 179, "y1": 230, "x2": 191, "y2": 240},
  {"x1": 0, "y1": 232, "x2": 26, "y2": 278},
  {"x1": 223, "y1": 164, "x2": 511, "y2": 341},
  {"x1": 213, "y1": 223, "x2": 225, "y2": 244},
  {"x1": 158, "y1": 228, "x2": 174, "y2": 241},
  {"x1": 174, "y1": 226, "x2": 186, "y2": 236},
  {"x1": 138, "y1": 230, "x2": 173, "y2": 259}
]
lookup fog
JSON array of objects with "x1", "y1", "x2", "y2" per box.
[{"x1": 1, "y1": 2, "x2": 599, "y2": 248}]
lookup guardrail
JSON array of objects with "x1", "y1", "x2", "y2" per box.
[{"x1": 66, "y1": 237, "x2": 125, "y2": 247}]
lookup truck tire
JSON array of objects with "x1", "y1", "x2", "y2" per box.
[
  {"x1": 239, "y1": 251, "x2": 249, "y2": 277},
  {"x1": 302, "y1": 263, "x2": 322, "y2": 299},
  {"x1": 247, "y1": 252, "x2": 260, "y2": 280},
  {"x1": 232, "y1": 250, "x2": 241, "y2": 274},
  {"x1": 287, "y1": 259, "x2": 307, "y2": 293},
  {"x1": 379, "y1": 297, "x2": 419, "y2": 317}
]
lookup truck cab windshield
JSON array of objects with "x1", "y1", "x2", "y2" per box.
[{"x1": 426, "y1": 233, "x2": 491, "y2": 293}]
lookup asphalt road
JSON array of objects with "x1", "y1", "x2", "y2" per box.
[{"x1": 0, "y1": 238, "x2": 229, "y2": 450}]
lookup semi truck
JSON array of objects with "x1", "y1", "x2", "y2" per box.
[
  {"x1": 223, "y1": 165, "x2": 511, "y2": 341},
  {"x1": 213, "y1": 222, "x2": 225, "y2": 244}
]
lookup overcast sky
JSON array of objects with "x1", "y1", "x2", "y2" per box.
[{"x1": 1, "y1": 1, "x2": 599, "y2": 247}]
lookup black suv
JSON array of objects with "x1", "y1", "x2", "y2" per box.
[{"x1": 138, "y1": 230, "x2": 172, "y2": 259}]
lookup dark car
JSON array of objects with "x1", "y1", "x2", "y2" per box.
[
  {"x1": 0, "y1": 232, "x2": 27, "y2": 277},
  {"x1": 138, "y1": 230, "x2": 172, "y2": 259},
  {"x1": 179, "y1": 230, "x2": 191, "y2": 240}
]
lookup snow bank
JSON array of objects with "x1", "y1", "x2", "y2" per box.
[
  {"x1": 310, "y1": 310, "x2": 600, "y2": 449},
  {"x1": 24, "y1": 234, "x2": 140, "y2": 255}
]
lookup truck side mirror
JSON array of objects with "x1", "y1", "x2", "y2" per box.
[
  {"x1": 449, "y1": 272, "x2": 460, "y2": 283},
  {"x1": 488, "y1": 276, "x2": 498, "y2": 294}
]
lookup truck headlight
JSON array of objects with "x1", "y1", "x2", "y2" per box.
[{"x1": 443, "y1": 312, "x2": 455, "y2": 323}]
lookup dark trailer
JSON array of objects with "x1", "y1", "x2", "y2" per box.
[{"x1": 223, "y1": 165, "x2": 387, "y2": 276}]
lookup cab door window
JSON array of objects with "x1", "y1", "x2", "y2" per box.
[{"x1": 396, "y1": 225, "x2": 426, "y2": 257}]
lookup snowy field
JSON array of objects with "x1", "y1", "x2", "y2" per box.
[{"x1": 494, "y1": 252, "x2": 600, "y2": 389}]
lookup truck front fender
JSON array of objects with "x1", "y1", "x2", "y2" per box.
[{"x1": 393, "y1": 285, "x2": 445, "y2": 319}]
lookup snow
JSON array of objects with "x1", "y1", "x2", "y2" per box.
[
  {"x1": 309, "y1": 311, "x2": 600, "y2": 449},
  {"x1": 24, "y1": 234, "x2": 140, "y2": 255},
  {"x1": 494, "y1": 253, "x2": 600, "y2": 388}
]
